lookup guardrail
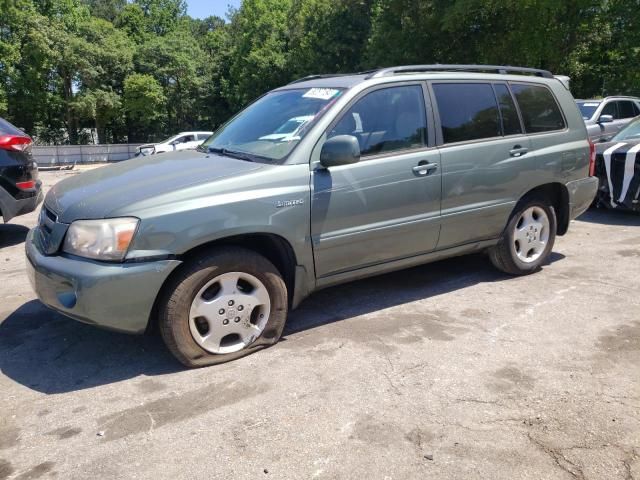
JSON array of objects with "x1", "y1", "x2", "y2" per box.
[{"x1": 31, "y1": 144, "x2": 142, "y2": 166}]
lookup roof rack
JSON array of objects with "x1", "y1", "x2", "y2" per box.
[
  {"x1": 365, "y1": 64, "x2": 554, "y2": 79},
  {"x1": 288, "y1": 70, "x2": 378, "y2": 85},
  {"x1": 603, "y1": 95, "x2": 640, "y2": 100},
  {"x1": 288, "y1": 74, "x2": 342, "y2": 85}
]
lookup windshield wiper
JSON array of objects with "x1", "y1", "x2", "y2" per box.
[
  {"x1": 208, "y1": 147, "x2": 275, "y2": 163},
  {"x1": 208, "y1": 147, "x2": 257, "y2": 162}
]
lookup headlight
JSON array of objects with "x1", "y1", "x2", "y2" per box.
[{"x1": 62, "y1": 218, "x2": 139, "y2": 261}]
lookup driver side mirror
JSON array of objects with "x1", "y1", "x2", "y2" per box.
[
  {"x1": 320, "y1": 135, "x2": 360, "y2": 168},
  {"x1": 598, "y1": 114, "x2": 613, "y2": 124}
]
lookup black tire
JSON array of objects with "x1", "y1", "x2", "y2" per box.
[
  {"x1": 488, "y1": 196, "x2": 557, "y2": 275},
  {"x1": 158, "y1": 247, "x2": 288, "y2": 368}
]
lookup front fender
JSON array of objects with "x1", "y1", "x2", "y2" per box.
[{"x1": 122, "y1": 164, "x2": 313, "y2": 269}]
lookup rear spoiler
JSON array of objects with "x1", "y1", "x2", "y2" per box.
[{"x1": 554, "y1": 75, "x2": 571, "y2": 90}]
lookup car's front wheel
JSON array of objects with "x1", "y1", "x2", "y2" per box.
[
  {"x1": 159, "y1": 247, "x2": 288, "y2": 367},
  {"x1": 488, "y1": 197, "x2": 557, "y2": 275}
]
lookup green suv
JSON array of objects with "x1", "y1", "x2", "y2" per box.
[{"x1": 26, "y1": 65, "x2": 598, "y2": 367}]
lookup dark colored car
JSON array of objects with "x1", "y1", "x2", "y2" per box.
[
  {"x1": 0, "y1": 118, "x2": 42, "y2": 223},
  {"x1": 594, "y1": 115, "x2": 640, "y2": 211}
]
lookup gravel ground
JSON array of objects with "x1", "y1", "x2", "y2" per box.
[{"x1": 0, "y1": 166, "x2": 638, "y2": 480}]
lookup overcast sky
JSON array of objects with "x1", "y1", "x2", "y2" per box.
[{"x1": 187, "y1": 0, "x2": 241, "y2": 19}]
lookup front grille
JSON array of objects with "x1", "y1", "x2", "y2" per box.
[
  {"x1": 44, "y1": 207, "x2": 57, "y2": 222},
  {"x1": 37, "y1": 205, "x2": 67, "y2": 254}
]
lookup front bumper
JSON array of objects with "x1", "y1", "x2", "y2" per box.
[
  {"x1": 566, "y1": 176, "x2": 598, "y2": 220},
  {"x1": 25, "y1": 228, "x2": 181, "y2": 334},
  {"x1": 0, "y1": 185, "x2": 43, "y2": 222}
]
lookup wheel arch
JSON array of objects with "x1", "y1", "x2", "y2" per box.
[
  {"x1": 515, "y1": 182, "x2": 570, "y2": 235},
  {"x1": 146, "y1": 232, "x2": 299, "y2": 334}
]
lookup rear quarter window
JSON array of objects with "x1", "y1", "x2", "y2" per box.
[{"x1": 510, "y1": 84, "x2": 566, "y2": 133}]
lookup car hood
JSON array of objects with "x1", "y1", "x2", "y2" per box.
[{"x1": 46, "y1": 150, "x2": 264, "y2": 223}]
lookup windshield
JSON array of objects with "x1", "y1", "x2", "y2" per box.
[
  {"x1": 577, "y1": 101, "x2": 601, "y2": 120},
  {"x1": 274, "y1": 116, "x2": 313, "y2": 134},
  {"x1": 201, "y1": 88, "x2": 344, "y2": 162},
  {"x1": 613, "y1": 117, "x2": 640, "y2": 141}
]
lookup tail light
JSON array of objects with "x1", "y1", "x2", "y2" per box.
[
  {"x1": 0, "y1": 134, "x2": 32, "y2": 152},
  {"x1": 16, "y1": 180, "x2": 36, "y2": 190},
  {"x1": 588, "y1": 139, "x2": 596, "y2": 176}
]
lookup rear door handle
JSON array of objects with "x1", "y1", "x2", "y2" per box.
[
  {"x1": 412, "y1": 162, "x2": 438, "y2": 176},
  {"x1": 509, "y1": 145, "x2": 529, "y2": 157}
]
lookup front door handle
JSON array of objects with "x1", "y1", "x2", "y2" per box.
[
  {"x1": 509, "y1": 145, "x2": 529, "y2": 157},
  {"x1": 412, "y1": 161, "x2": 438, "y2": 176}
]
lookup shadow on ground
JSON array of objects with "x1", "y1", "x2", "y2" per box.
[
  {"x1": 0, "y1": 301, "x2": 181, "y2": 394},
  {"x1": 284, "y1": 252, "x2": 564, "y2": 335},
  {"x1": 577, "y1": 207, "x2": 640, "y2": 226},
  {"x1": 0, "y1": 224, "x2": 29, "y2": 248},
  {"x1": 1, "y1": 252, "x2": 565, "y2": 394}
]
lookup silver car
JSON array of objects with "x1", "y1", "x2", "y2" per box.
[{"x1": 577, "y1": 96, "x2": 640, "y2": 142}]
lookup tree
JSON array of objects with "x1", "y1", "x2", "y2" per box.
[
  {"x1": 1, "y1": 0, "x2": 639, "y2": 145},
  {"x1": 73, "y1": 88, "x2": 121, "y2": 143},
  {"x1": 135, "y1": 25, "x2": 207, "y2": 131},
  {"x1": 133, "y1": 0, "x2": 187, "y2": 35},
  {"x1": 288, "y1": 0, "x2": 374, "y2": 76},
  {"x1": 123, "y1": 73, "x2": 166, "y2": 140},
  {"x1": 225, "y1": 0, "x2": 292, "y2": 109},
  {"x1": 84, "y1": 0, "x2": 126, "y2": 21}
]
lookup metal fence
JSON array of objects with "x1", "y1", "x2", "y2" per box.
[{"x1": 31, "y1": 144, "x2": 142, "y2": 166}]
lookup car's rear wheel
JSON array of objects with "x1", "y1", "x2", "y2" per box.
[
  {"x1": 159, "y1": 247, "x2": 288, "y2": 367},
  {"x1": 488, "y1": 197, "x2": 557, "y2": 275}
]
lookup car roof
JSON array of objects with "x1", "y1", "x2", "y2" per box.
[
  {"x1": 276, "y1": 65, "x2": 564, "y2": 92},
  {"x1": 277, "y1": 72, "x2": 563, "y2": 92}
]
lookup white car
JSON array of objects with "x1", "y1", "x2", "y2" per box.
[
  {"x1": 136, "y1": 131, "x2": 213, "y2": 156},
  {"x1": 259, "y1": 116, "x2": 314, "y2": 141}
]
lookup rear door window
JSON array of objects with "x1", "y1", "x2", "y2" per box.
[
  {"x1": 432, "y1": 83, "x2": 501, "y2": 143},
  {"x1": 329, "y1": 85, "x2": 427, "y2": 156},
  {"x1": 494, "y1": 84, "x2": 522, "y2": 136},
  {"x1": 510, "y1": 84, "x2": 566, "y2": 133},
  {"x1": 617, "y1": 101, "x2": 637, "y2": 119}
]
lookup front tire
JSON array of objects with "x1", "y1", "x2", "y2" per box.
[
  {"x1": 488, "y1": 197, "x2": 557, "y2": 275},
  {"x1": 159, "y1": 247, "x2": 288, "y2": 368}
]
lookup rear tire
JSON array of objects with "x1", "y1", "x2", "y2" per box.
[
  {"x1": 159, "y1": 247, "x2": 288, "y2": 368},
  {"x1": 488, "y1": 197, "x2": 557, "y2": 275}
]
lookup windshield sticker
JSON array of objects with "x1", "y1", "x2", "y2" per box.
[
  {"x1": 582, "y1": 102, "x2": 600, "y2": 106},
  {"x1": 303, "y1": 88, "x2": 340, "y2": 100}
]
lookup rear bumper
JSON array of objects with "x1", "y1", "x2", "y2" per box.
[
  {"x1": 25, "y1": 228, "x2": 181, "y2": 334},
  {"x1": 566, "y1": 176, "x2": 598, "y2": 220},
  {"x1": 0, "y1": 184, "x2": 43, "y2": 222}
]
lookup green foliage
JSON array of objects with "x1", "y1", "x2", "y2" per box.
[
  {"x1": 134, "y1": 0, "x2": 187, "y2": 35},
  {"x1": 84, "y1": 0, "x2": 127, "y2": 21},
  {"x1": 225, "y1": 0, "x2": 293, "y2": 108},
  {"x1": 123, "y1": 73, "x2": 165, "y2": 122},
  {"x1": 1, "y1": 0, "x2": 639, "y2": 144}
]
